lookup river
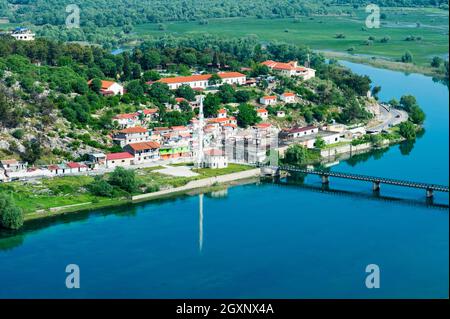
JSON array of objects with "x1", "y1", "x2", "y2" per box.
[{"x1": 0, "y1": 62, "x2": 448, "y2": 298}]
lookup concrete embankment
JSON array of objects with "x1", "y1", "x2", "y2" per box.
[{"x1": 132, "y1": 168, "x2": 261, "y2": 202}]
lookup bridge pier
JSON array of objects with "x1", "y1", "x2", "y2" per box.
[
  {"x1": 426, "y1": 188, "x2": 434, "y2": 198},
  {"x1": 372, "y1": 181, "x2": 381, "y2": 192},
  {"x1": 321, "y1": 175, "x2": 329, "y2": 184}
]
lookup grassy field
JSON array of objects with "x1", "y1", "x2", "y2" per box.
[
  {"x1": 133, "y1": 6, "x2": 448, "y2": 71},
  {"x1": 0, "y1": 164, "x2": 253, "y2": 216}
]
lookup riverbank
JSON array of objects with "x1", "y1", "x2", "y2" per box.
[
  {"x1": 322, "y1": 51, "x2": 447, "y2": 79},
  {"x1": 21, "y1": 167, "x2": 261, "y2": 223}
]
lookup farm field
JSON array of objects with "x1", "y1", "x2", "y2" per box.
[{"x1": 132, "y1": 7, "x2": 448, "y2": 70}]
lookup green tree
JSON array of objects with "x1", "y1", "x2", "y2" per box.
[
  {"x1": 284, "y1": 144, "x2": 309, "y2": 165},
  {"x1": 208, "y1": 73, "x2": 222, "y2": 86},
  {"x1": 90, "y1": 78, "x2": 102, "y2": 93},
  {"x1": 108, "y1": 167, "x2": 137, "y2": 193},
  {"x1": 431, "y1": 56, "x2": 442, "y2": 68},
  {"x1": 142, "y1": 70, "x2": 161, "y2": 82},
  {"x1": 314, "y1": 136, "x2": 326, "y2": 149},
  {"x1": 409, "y1": 105, "x2": 426, "y2": 125},
  {"x1": 236, "y1": 103, "x2": 258, "y2": 128},
  {"x1": 401, "y1": 51, "x2": 413, "y2": 63},
  {"x1": 0, "y1": 192, "x2": 24, "y2": 230},
  {"x1": 398, "y1": 121, "x2": 416, "y2": 140},
  {"x1": 203, "y1": 93, "x2": 221, "y2": 118},
  {"x1": 175, "y1": 85, "x2": 196, "y2": 101},
  {"x1": 89, "y1": 177, "x2": 114, "y2": 197}
]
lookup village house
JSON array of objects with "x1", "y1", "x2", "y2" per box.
[
  {"x1": 217, "y1": 108, "x2": 227, "y2": 119},
  {"x1": 87, "y1": 153, "x2": 107, "y2": 169},
  {"x1": 113, "y1": 113, "x2": 140, "y2": 129},
  {"x1": 106, "y1": 152, "x2": 135, "y2": 168},
  {"x1": 261, "y1": 60, "x2": 316, "y2": 80},
  {"x1": 87, "y1": 80, "x2": 124, "y2": 96},
  {"x1": 0, "y1": 159, "x2": 28, "y2": 174},
  {"x1": 137, "y1": 108, "x2": 158, "y2": 123},
  {"x1": 280, "y1": 92, "x2": 296, "y2": 103},
  {"x1": 157, "y1": 72, "x2": 246, "y2": 90},
  {"x1": 112, "y1": 126, "x2": 151, "y2": 147},
  {"x1": 256, "y1": 108, "x2": 269, "y2": 120},
  {"x1": 124, "y1": 141, "x2": 161, "y2": 163},
  {"x1": 260, "y1": 95, "x2": 277, "y2": 106},
  {"x1": 10, "y1": 27, "x2": 35, "y2": 41},
  {"x1": 280, "y1": 126, "x2": 319, "y2": 139},
  {"x1": 203, "y1": 149, "x2": 228, "y2": 169},
  {"x1": 66, "y1": 162, "x2": 89, "y2": 174}
]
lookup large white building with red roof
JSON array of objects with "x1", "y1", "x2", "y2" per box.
[
  {"x1": 112, "y1": 126, "x2": 151, "y2": 147},
  {"x1": 261, "y1": 60, "x2": 315, "y2": 80},
  {"x1": 158, "y1": 72, "x2": 246, "y2": 90},
  {"x1": 123, "y1": 141, "x2": 161, "y2": 163},
  {"x1": 105, "y1": 152, "x2": 135, "y2": 168}
]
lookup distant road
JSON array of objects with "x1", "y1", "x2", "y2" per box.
[{"x1": 367, "y1": 104, "x2": 408, "y2": 132}]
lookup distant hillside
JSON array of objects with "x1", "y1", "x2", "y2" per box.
[{"x1": 1, "y1": 0, "x2": 447, "y2": 28}]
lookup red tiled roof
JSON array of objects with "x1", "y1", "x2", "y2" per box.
[
  {"x1": 175, "y1": 97, "x2": 187, "y2": 103},
  {"x1": 285, "y1": 126, "x2": 318, "y2": 134},
  {"x1": 283, "y1": 92, "x2": 295, "y2": 97},
  {"x1": 257, "y1": 108, "x2": 268, "y2": 113},
  {"x1": 263, "y1": 96, "x2": 276, "y2": 100},
  {"x1": 171, "y1": 126, "x2": 187, "y2": 131},
  {"x1": 158, "y1": 72, "x2": 245, "y2": 85},
  {"x1": 87, "y1": 79, "x2": 119, "y2": 90},
  {"x1": 114, "y1": 113, "x2": 137, "y2": 119},
  {"x1": 217, "y1": 109, "x2": 227, "y2": 114},
  {"x1": 153, "y1": 127, "x2": 170, "y2": 132},
  {"x1": 255, "y1": 123, "x2": 272, "y2": 129},
  {"x1": 66, "y1": 162, "x2": 82, "y2": 169},
  {"x1": 143, "y1": 108, "x2": 158, "y2": 115},
  {"x1": 106, "y1": 152, "x2": 134, "y2": 160},
  {"x1": 119, "y1": 126, "x2": 148, "y2": 134},
  {"x1": 127, "y1": 141, "x2": 160, "y2": 151}
]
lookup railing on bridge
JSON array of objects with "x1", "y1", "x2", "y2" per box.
[{"x1": 256, "y1": 164, "x2": 450, "y2": 198}]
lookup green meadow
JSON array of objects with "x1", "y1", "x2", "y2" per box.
[{"x1": 133, "y1": 7, "x2": 448, "y2": 69}]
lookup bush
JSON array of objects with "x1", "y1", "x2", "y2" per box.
[
  {"x1": 0, "y1": 192, "x2": 24, "y2": 230},
  {"x1": 11, "y1": 129, "x2": 24, "y2": 139},
  {"x1": 89, "y1": 177, "x2": 114, "y2": 197},
  {"x1": 108, "y1": 167, "x2": 137, "y2": 193},
  {"x1": 399, "y1": 121, "x2": 416, "y2": 140}
]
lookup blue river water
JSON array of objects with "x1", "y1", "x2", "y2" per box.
[{"x1": 0, "y1": 62, "x2": 448, "y2": 298}]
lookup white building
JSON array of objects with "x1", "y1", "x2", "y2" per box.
[
  {"x1": 106, "y1": 152, "x2": 135, "y2": 168},
  {"x1": 276, "y1": 110, "x2": 286, "y2": 118},
  {"x1": 280, "y1": 126, "x2": 319, "y2": 139},
  {"x1": 112, "y1": 126, "x2": 151, "y2": 147},
  {"x1": 256, "y1": 108, "x2": 269, "y2": 120},
  {"x1": 113, "y1": 113, "x2": 140, "y2": 129},
  {"x1": 217, "y1": 108, "x2": 227, "y2": 119},
  {"x1": 10, "y1": 27, "x2": 35, "y2": 41},
  {"x1": 203, "y1": 149, "x2": 228, "y2": 169},
  {"x1": 88, "y1": 80, "x2": 124, "y2": 96},
  {"x1": 261, "y1": 60, "x2": 315, "y2": 80},
  {"x1": 124, "y1": 141, "x2": 161, "y2": 163},
  {"x1": 280, "y1": 92, "x2": 296, "y2": 103},
  {"x1": 260, "y1": 95, "x2": 277, "y2": 106},
  {"x1": 158, "y1": 72, "x2": 246, "y2": 90}
]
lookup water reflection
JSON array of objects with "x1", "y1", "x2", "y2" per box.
[{"x1": 199, "y1": 193, "x2": 203, "y2": 253}]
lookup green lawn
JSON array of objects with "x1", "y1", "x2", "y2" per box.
[{"x1": 133, "y1": 7, "x2": 448, "y2": 68}]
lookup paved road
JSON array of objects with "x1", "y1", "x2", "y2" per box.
[{"x1": 367, "y1": 104, "x2": 408, "y2": 132}]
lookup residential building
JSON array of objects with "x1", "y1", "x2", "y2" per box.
[
  {"x1": 280, "y1": 126, "x2": 319, "y2": 139},
  {"x1": 10, "y1": 27, "x2": 35, "y2": 41},
  {"x1": 217, "y1": 108, "x2": 227, "y2": 119},
  {"x1": 87, "y1": 79, "x2": 124, "y2": 96},
  {"x1": 66, "y1": 162, "x2": 88, "y2": 174},
  {"x1": 157, "y1": 72, "x2": 246, "y2": 90},
  {"x1": 261, "y1": 60, "x2": 315, "y2": 80},
  {"x1": 203, "y1": 149, "x2": 228, "y2": 169},
  {"x1": 87, "y1": 153, "x2": 106, "y2": 169},
  {"x1": 124, "y1": 141, "x2": 161, "y2": 163},
  {"x1": 0, "y1": 159, "x2": 28, "y2": 174},
  {"x1": 159, "y1": 145, "x2": 191, "y2": 160},
  {"x1": 280, "y1": 92, "x2": 296, "y2": 103},
  {"x1": 106, "y1": 152, "x2": 135, "y2": 168},
  {"x1": 113, "y1": 113, "x2": 140, "y2": 129},
  {"x1": 260, "y1": 95, "x2": 277, "y2": 106},
  {"x1": 256, "y1": 108, "x2": 269, "y2": 120},
  {"x1": 112, "y1": 126, "x2": 151, "y2": 147}
]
